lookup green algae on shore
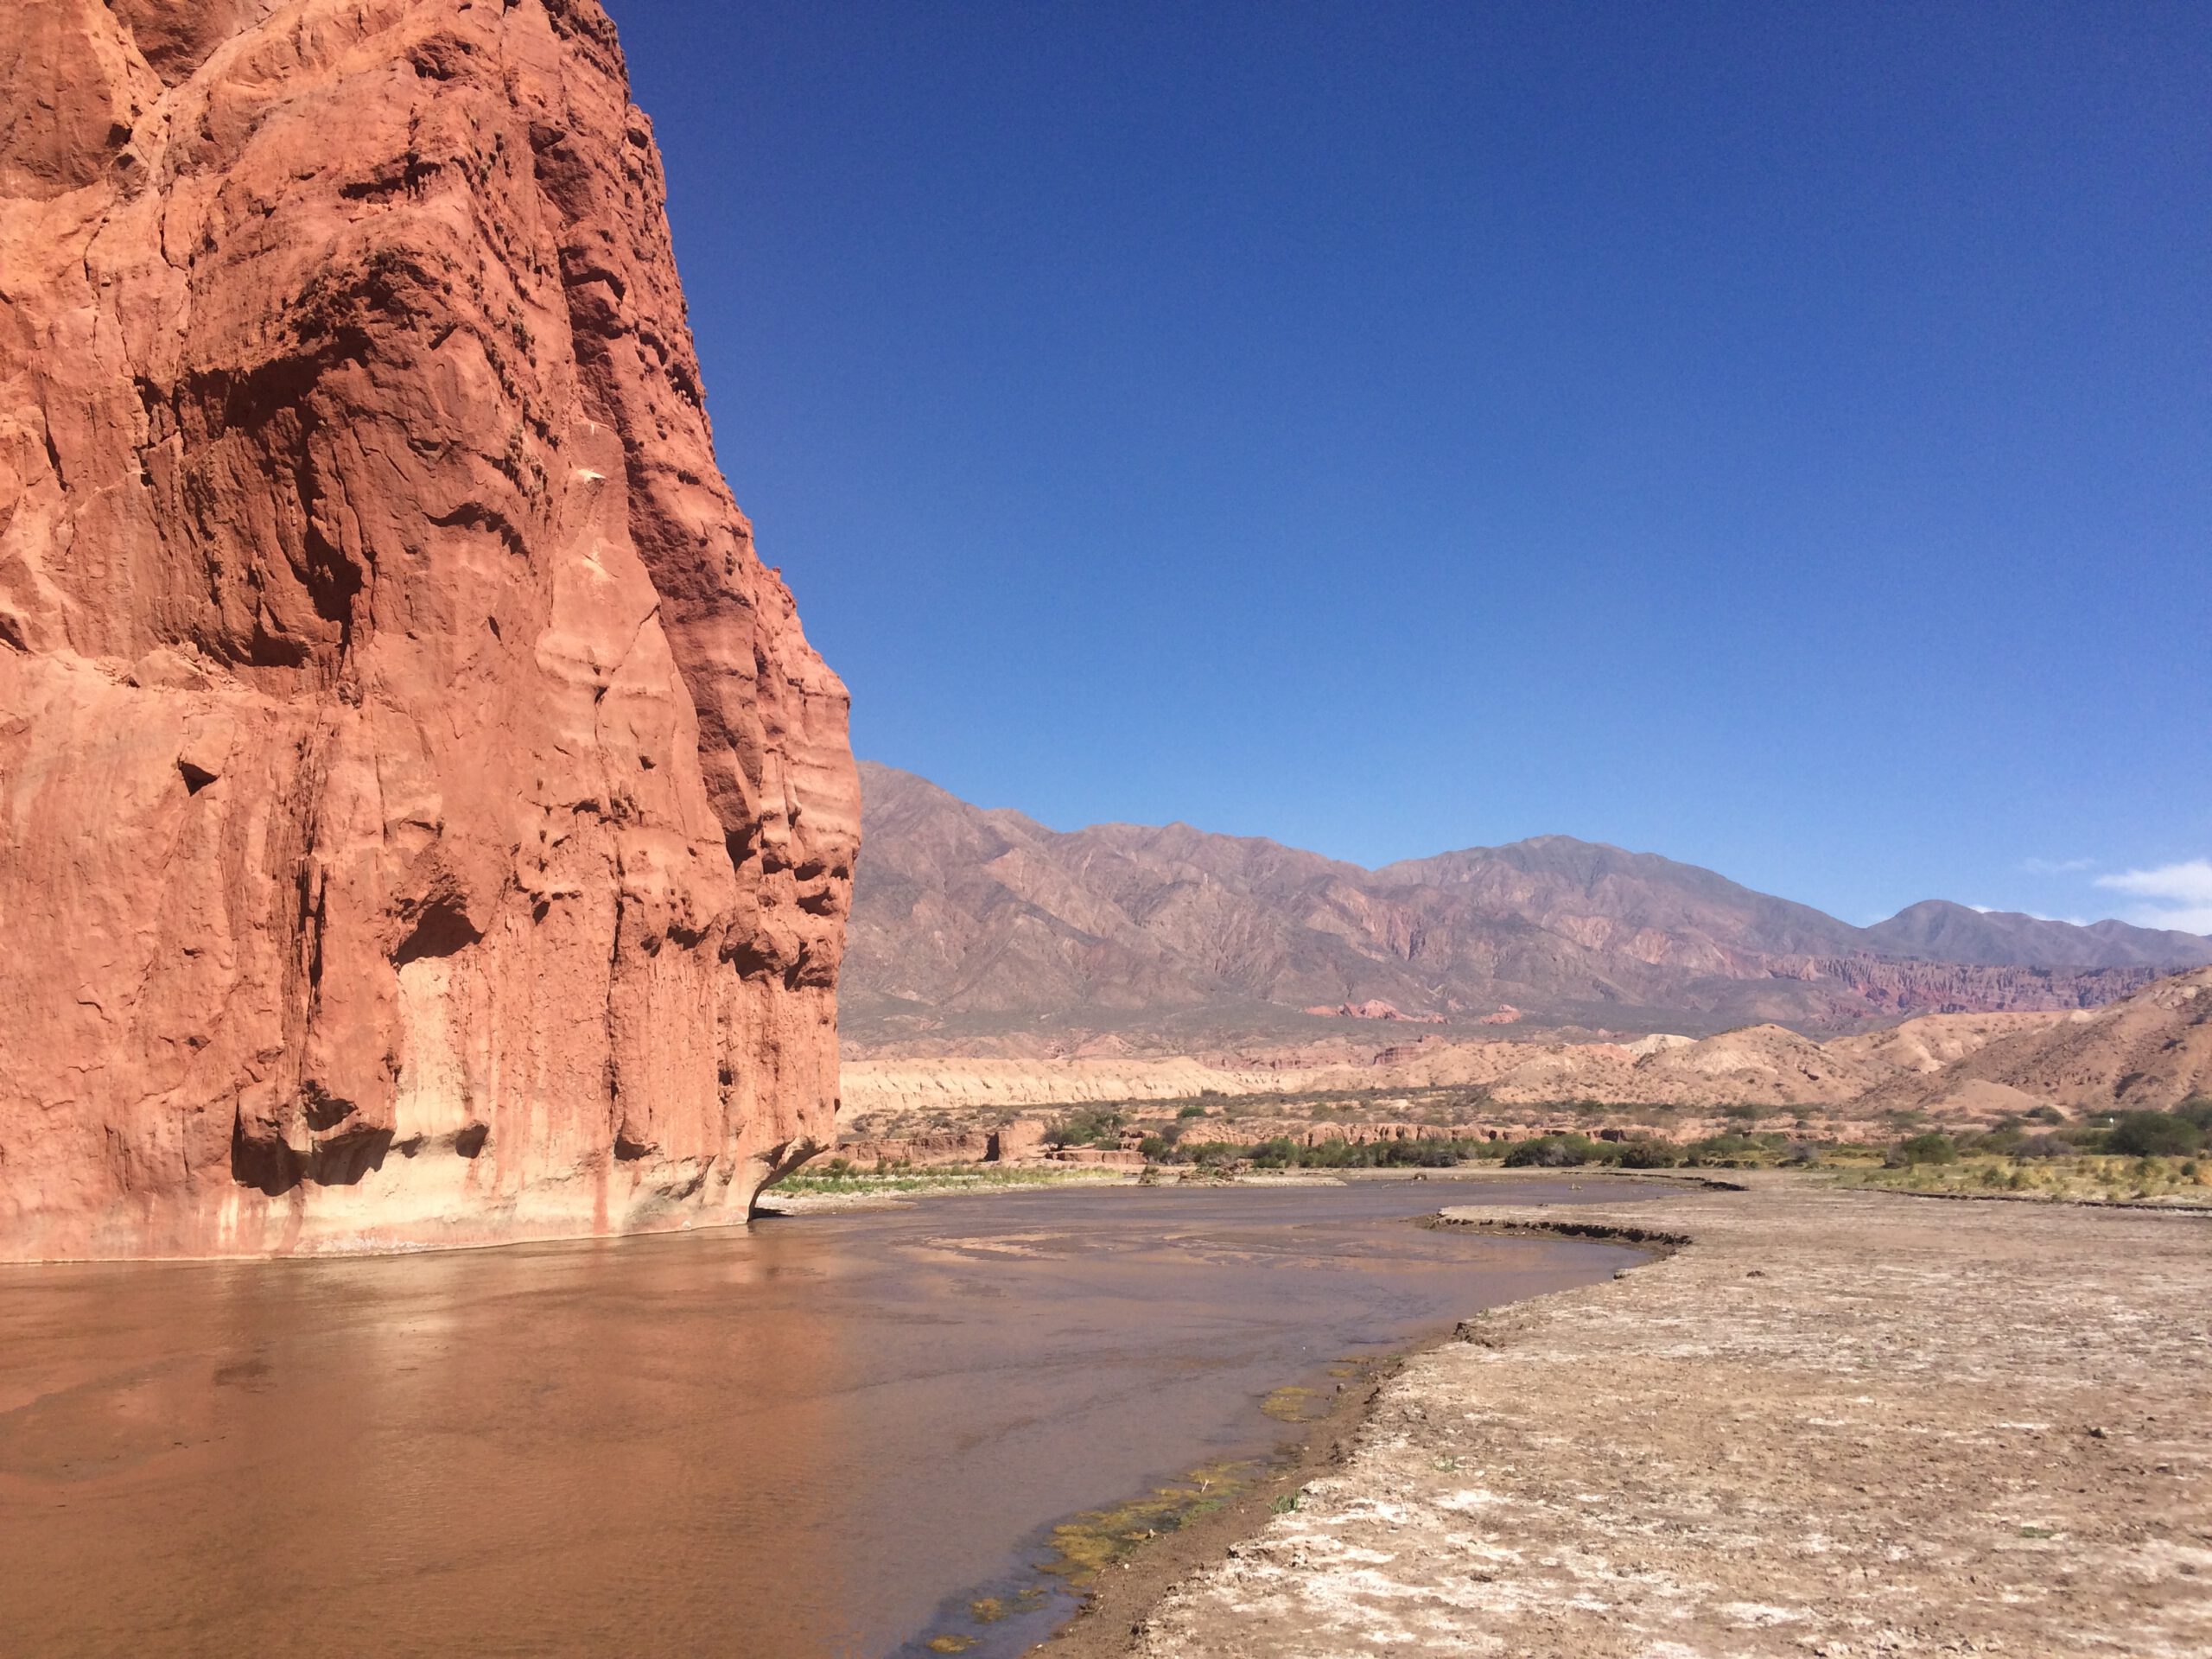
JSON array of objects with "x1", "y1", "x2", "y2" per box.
[
  {"x1": 1041, "y1": 1457, "x2": 1272, "y2": 1586},
  {"x1": 1259, "y1": 1384, "x2": 1327, "y2": 1422}
]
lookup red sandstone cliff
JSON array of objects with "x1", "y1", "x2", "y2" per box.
[{"x1": 0, "y1": 0, "x2": 858, "y2": 1258}]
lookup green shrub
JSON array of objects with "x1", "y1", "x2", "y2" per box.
[
  {"x1": 1047, "y1": 1108, "x2": 1126, "y2": 1149},
  {"x1": 2171, "y1": 1095, "x2": 2212, "y2": 1131},
  {"x1": 1612, "y1": 1139, "x2": 1680, "y2": 1169},
  {"x1": 1681, "y1": 1132, "x2": 1762, "y2": 1166},
  {"x1": 1888, "y1": 1132, "x2": 1959, "y2": 1166},
  {"x1": 1502, "y1": 1134, "x2": 1599, "y2": 1168},
  {"x1": 2106, "y1": 1111, "x2": 2205, "y2": 1158},
  {"x1": 1177, "y1": 1103, "x2": 1208, "y2": 1119},
  {"x1": 1248, "y1": 1135, "x2": 1479, "y2": 1171}
]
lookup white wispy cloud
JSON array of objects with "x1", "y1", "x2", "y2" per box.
[
  {"x1": 1968, "y1": 905, "x2": 2087, "y2": 925},
  {"x1": 2018, "y1": 856, "x2": 2096, "y2": 875},
  {"x1": 2094, "y1": 860, "x2": 2212, "y2": 935}
]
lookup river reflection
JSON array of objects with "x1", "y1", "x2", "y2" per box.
[{"x1": 0, "y1": 1179, "x2": 1647, "y2": 1657}]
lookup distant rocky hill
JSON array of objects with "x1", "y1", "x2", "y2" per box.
[
  {"x1": 845, "y1": 764, "x2": 2210, "y2": 1052},
  {"x1": 840, "y1": 972, "x2": 2212, "y2": 1138},
  {"x1": 1859, "y1": 967, "x2": 2212, "y2": 1118},
  {"x1": 1860, "y1": 900, "x2": 2212, "y2": 969}
]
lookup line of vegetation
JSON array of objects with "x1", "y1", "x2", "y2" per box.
[
  {"x1": 1173, "y1": 1137, "x2": 1483, "y2": 1169},
  {"x1": 848, "y1": 1088, "x2": 1826, "y2": 1149},
  {"x1": 823, "y1": 1095, "x2": 2212, "y2": 1206},
  {"x1": 1838, "y1": 1152, "x2": 2209, "y2": 1204},
  {"x1": 1120, "y1": 1127, "x2": 1805, "y2": 1172},
  {"x1": 1064, "y1": 1095, "x2": 2212, "y2": 1182},
  {"x1": 1881, "y1": 1098, "x2": 2209, "y2": 1165},
  {"x1": 770, "y1": 1165, "x2": 1122, "y2": 1196},
  {"x1": 1836, "y1": 1097, "x2": 2212, "y2": 1203}
]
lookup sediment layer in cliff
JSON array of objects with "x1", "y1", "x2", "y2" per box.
[{"x1": 0, "y1": 0, "x2": 858, "y2": 1258}]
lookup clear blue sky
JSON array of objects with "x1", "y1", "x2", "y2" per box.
[{"x1": 610, "y1": 1, "x2": 2211, "y2": 931}]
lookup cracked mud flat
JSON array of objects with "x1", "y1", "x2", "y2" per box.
[{"x1": 1125, "y1": 1175, "x2": 2211, "y2": 1658}]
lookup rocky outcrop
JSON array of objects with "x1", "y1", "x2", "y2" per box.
[
  {"x1": 1764, "y1": 956, "x2": 2154, "y2": 1017},
  {"x1": 1044, "y1": 1146, "x2": 1146, "y2": 1168},
  {"x1": 0, "y1": 0, "x2": 857, "y2": 1258},
  {"x1": 830, "y1": 1117, "x2": 1050, "y2": 1171},
  {"x1": 1860, "y1": 967, "x2": 2212, "y2": 1116},
  {"x1": 1821, "y1": 1010, "x2": 2069, "y2": 1076},
  {"x1": 988, "y1": 1117, "x2": 1047, "y2": 1161},
  {"x1": 840, "y1": 1057, "x2": 1286, "y2": 1119},
  {"x1": 1301, "y1": 1000, "x2": 1446, "y2": 1023},
  {"x1": 832, "y1": 1131, "x2": 994, "y2": 1172}
]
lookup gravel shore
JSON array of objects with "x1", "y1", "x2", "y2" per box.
[{"x1": 1124, "y1": 1174, "x2": 2211, "y2": 1657}]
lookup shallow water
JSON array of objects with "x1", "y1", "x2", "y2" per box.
[{"x1": 0, "y1": 1179, "x2": 1648, "y2": 1657}]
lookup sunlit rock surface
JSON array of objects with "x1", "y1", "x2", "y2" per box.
[{"x1": 0, "y1": 0, "x2": 857, "y2": 1258}]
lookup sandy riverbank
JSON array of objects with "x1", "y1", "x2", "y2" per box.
[{"x1": 1106, "y1": 1173, "x2": 2210, "y2": 1657}]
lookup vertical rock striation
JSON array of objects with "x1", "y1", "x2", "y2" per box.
[{"x1": 0, "y1": 0, "x2": 859, "y2": 1258}]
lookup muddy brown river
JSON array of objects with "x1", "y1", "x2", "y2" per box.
[{"x1": 0, "y1": 1179, "x2": 1648, "y2": 1657}]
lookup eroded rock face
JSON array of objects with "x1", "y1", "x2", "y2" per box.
[{"x1": 0, "y1": 0, "x2": 858, "y2": 1258}]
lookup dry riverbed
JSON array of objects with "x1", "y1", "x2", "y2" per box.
[{"x1": 1109, "y1": 1173, "x2": 2211, "y2": 1658}]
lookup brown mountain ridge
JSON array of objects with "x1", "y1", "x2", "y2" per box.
[{"x1": 845, "y1": 763, "x2": 2208, "y2": 1053}]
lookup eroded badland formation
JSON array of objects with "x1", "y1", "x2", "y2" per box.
[
  {"x1": 0, "y1": 0, "x2": 857, "y2": 1259},
  {"x1": 838, "y1": 967, "x2": 2212, "y2": 1166}
]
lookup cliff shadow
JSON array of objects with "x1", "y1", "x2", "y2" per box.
[{"x1": 231, "y1": 1113, "x2": 395, "y2": 1197}]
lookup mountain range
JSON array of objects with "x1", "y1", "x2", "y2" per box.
[{"x1": 843, "y1": 763, "x2": 2212, "y2": 1053}]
